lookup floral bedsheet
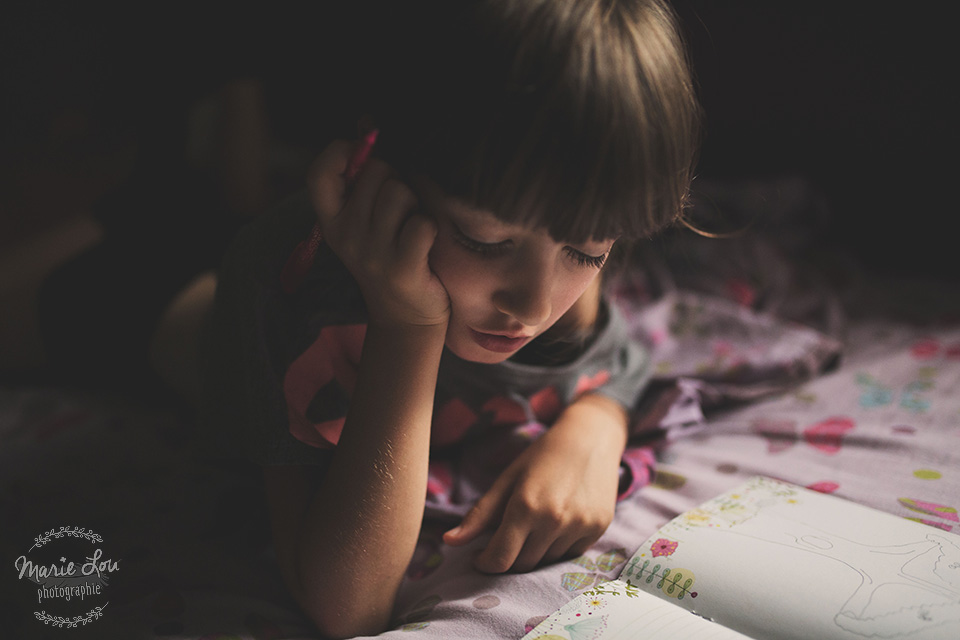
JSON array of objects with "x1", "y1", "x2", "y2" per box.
[{"x1": 4, "y1": 181, "x2": 959, "y2": 638}]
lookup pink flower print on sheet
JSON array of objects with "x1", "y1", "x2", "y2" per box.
[
  {"x1": 807, "y1": 481, "x2": 841, "y2": 494},
  {"x1": 910, "y1": 337, "x2": 940, "y2": 360},
  {"x1": 650, "y1": 538, "x2": 679, "y2": 557},
  {"x1": 802, "y1": 416, "x2": 855, "y2": 454},
  {"x1": 752, "y1": 416, "x2": 855, "y2": 455}
]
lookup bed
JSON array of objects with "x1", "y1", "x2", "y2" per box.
[{"x1": 3, "y1": 178, "x2": 959, "y2": 640}]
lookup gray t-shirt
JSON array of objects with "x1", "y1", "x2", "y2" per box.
[{"x1": 203, "y1": 192, "x2": 652, "y2": 470}]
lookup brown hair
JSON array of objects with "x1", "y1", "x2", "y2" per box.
[{"x1": 363, "y1": 0, "x2": 701, "y2": 244}]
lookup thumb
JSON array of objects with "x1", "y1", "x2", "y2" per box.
[{"x1": 443, "y1": 468, "x2": 517, "y2": 546}]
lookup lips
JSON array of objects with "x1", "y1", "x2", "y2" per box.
[{"x1": 468, "y1": 328, "x2": 532, "y2": 353}]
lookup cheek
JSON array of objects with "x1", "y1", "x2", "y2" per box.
[{"x1": 552, "y1": 272, "x2": 600, "y2": 319}]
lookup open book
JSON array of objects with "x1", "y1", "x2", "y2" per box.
[{"x1": 521, "y1": 476, "x2": 960, "y2": 640}]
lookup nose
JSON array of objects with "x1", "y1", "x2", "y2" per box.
[{"x1": 492, "y1": 256, "x2": 553, "y2": 327}]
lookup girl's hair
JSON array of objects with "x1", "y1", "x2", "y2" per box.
[{"x1": 362, "y1": 0, "x2": 701, "y2": 244}]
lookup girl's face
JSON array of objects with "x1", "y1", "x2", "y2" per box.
[{"x1": 415, "y1": 180, "x2": 617, "y2": 364}]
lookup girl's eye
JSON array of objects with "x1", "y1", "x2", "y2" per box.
[
  {"x1": 452, "y1": 223, "x2": 607, "y2": 268},
  {"x1": 566, "y1": 248, "x2": 608, "y2": 269},
  {"x1": 452, "y1": 226, "x2": 510, "y2": 256}
]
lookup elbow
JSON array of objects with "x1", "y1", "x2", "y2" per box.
[
  {"x1": 306, "y1": 605, "x2": 392, "y2": 639},
  {"x1": 293, "y1": 582, "x2": 394, "y2": 639}
]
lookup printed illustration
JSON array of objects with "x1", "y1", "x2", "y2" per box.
[{"x1": 659, "y1": 478, "x2": 960, "y2": 637}]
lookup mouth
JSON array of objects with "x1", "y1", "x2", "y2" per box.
[{"x1": 468, "y1": 328, "x2": 533, "y2": 353}]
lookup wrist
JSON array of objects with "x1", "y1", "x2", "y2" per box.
[
  {"x1": 364, "y1": 298, "x2": 450, "y2": 333},
  {"x1": 559, "y1": 395, "x2": 629, "y2": 441},
  {"x1": 544, "y1": 396, "x2": 629, "y2": 469},
  {"x1": 365, "y1": 316, "x2": 449, "y2": 345}
]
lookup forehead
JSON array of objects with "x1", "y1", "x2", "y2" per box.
[{"x1": 411, "y1": 175, "x2": 618, "y2": 244}]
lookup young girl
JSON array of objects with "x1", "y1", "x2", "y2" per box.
[{"x1": 205, "y1": 0, "x2": 699, "y2": 637}]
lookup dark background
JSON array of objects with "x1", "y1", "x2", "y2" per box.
[
  {"x1": 672, "y1": 2, "x2": 957, "y2": 281},
  {"x1": 3, "y1": 1, "x2": 957, "y2": 281}
]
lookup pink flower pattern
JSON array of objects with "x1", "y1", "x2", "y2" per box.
[{"x1": 650, "y1": 538, "x2": 679, "y2": 557}]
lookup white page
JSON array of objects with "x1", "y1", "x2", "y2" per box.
[
  {"x1": 524, "y1": 477, "x2": 960, "y2": 640},
  {"x1": 520, "y1": 578, "x2": 753, "y2": 640},
  {"x1": 624, "y1": 476, "x2": 960, "y2": 640}
]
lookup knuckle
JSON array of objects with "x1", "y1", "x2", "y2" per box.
[
  {"x1": 516, "y1": 494, "x2": 565, "y2": 527},
  {"x1": 543, "y1": 506, "x2": 566, "y2": 528},
  {"x1": 582, "y1": 507, "x2": 612, "y2": 533},
  {"x1": 511, "y1": 492, "x2": 540, "y2": 519},
  {"x1": 381, "y1": 177, "x2": 417, "y2": 205}
]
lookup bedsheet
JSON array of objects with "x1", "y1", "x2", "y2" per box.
[
  {"x1": 4, "y1": 292, "x2": 958, "y2": 639},
  {"x1": 3, "y1": 183, "x2": 959, "y2": 639}
]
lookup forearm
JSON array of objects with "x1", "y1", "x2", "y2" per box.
[
  {"x1": 550, "y1": 393, "x2": 629, "y2": 461},
  {"x1": 293, "y1": 322, "x2": 446, "y2": 637}
]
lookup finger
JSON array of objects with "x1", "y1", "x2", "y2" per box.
[
  {"x1": 473, "y1": 514, "x2": 531, "y2": 574},
  {"x1": 444, "y1": 465, "x2": 520, "y2": 546},
  {"x1": 369, "y1": 178, "x2": 419, "y2": 250},
  {"x1": 338, "y1": 157, "x2": 394, "y2": 233},
  {"x1": 394, "y1": 214, "x2": 438, "y2": 274},
  {"x1": 543, "y1": 533, "x2": 597, "y2": 566},
  {"x1": 509, "y1": 529, "x2": 561, "y2": 574},
  {"x1": 443, "y1": 490, "x2": 506, "y2": 547},
  {"x1": 307, "y1": 140, "x2": 354, "y2": 222}
]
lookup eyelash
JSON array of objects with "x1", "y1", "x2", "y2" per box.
[
  {"x1": 569, "y1": 250, "x2": 608, "y2": 269},
  {"x1": 452, "y1": 227, "x2": 607, "y2": 269}
]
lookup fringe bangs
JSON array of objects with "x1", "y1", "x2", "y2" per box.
[{"x1": 369, "y1": 0, "x2": 700, "y2": 244}]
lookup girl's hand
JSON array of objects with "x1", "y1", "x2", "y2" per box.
[
  {"x1": 443, "y1": 395, "x2": 629, "y2": 573},
  {"x1": 308, "y1": 140, "x2": 451, "y2": 328}
]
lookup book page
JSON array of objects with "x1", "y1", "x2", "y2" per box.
[
  {"x1": 622, "y1": 476, "x2": 960, "y2": 640},
  {"x1": 520, "y1": 578, "x2": 754, "y2": 640}
]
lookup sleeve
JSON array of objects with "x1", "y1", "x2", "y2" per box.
[
  {"x1": 199, "y1": 193, "x2": 334, "y2": 467},
  {"x1": 576, "y1": 303, "x2": 653, "y2": 418}
]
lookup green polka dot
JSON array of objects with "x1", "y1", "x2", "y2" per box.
[{"x1": 913, "y1": 469, "x2": 942, "y2": 480}]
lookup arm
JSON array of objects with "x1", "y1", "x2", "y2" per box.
[
  {"x1": 266, "y1": 322, "x2": 445, "y2": 638},
  {"x1": 444, "y1": 392, "x2": 629, "y2": 573},
  {"x1": 265, "y1": 140, "x2": 450, "y2": 638}
]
